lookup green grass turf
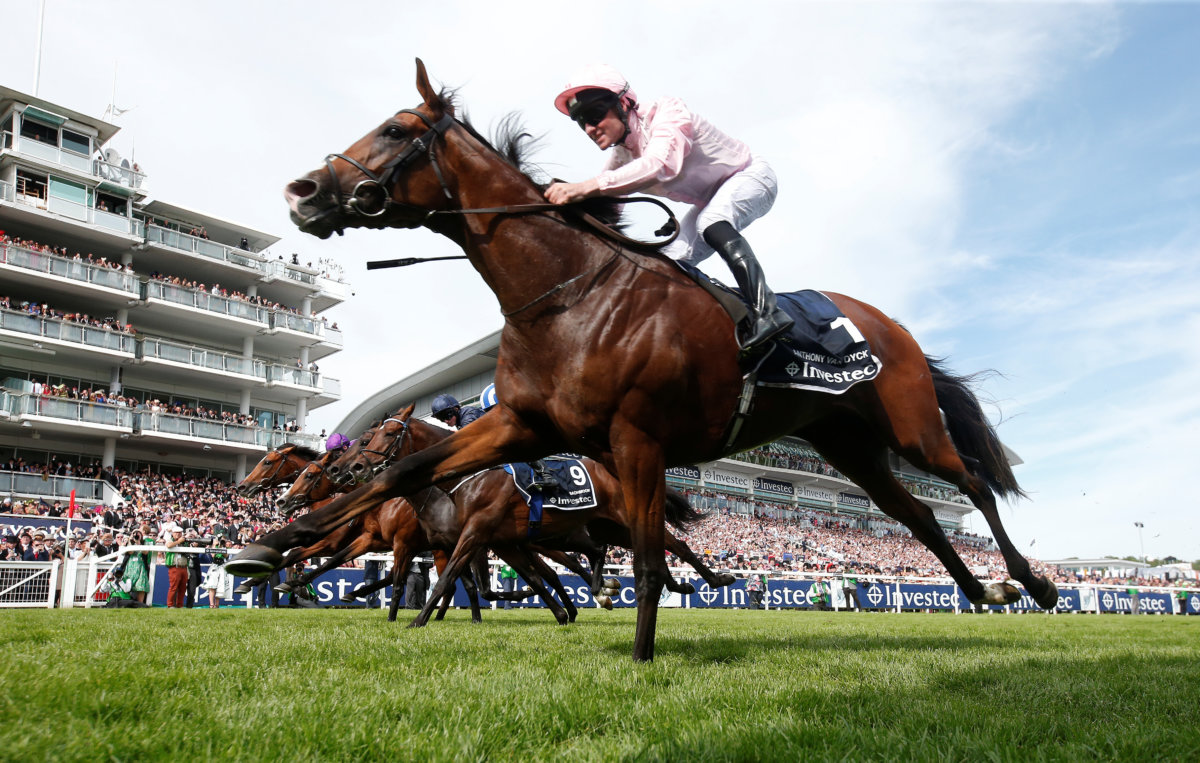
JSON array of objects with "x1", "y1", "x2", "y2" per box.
[{"x1": 1, "y1": 608, "x2": 1197, "y2": 762}]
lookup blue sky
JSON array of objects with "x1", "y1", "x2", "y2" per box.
[{"x1": 6, "y1": 1, "x2": 1198, "y2": 562}]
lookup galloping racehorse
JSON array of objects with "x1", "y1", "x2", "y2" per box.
[
  {"x1": 342, "y1": 406, "x2": 736, "y2": 620},
  {"x1": 230, "y1": 59, "x2": 1054, "y2": 661},
  {"x1": 236, "y1": 443, "x2": 318, "y2": 498}
]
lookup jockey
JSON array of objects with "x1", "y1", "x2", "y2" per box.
[
  {"x1": 325, "y1": 432, "x2": 351, "y2": 453},
  {"x1": 546, "y1": 64, "x2": 793, "y2": 351},
  {"x1": 430, "y1": 393, "x2": 485, "y2": 429}
]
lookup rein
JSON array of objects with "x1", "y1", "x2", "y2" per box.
[{"x1": 320, "y1": 108, "x2": 678, "y2": 267}]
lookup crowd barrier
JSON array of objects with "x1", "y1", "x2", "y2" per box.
[{"x1": 2, "y1": 552, "x2": 1197, "y2": 614}]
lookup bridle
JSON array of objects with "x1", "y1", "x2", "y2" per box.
[
  {"x1": 319, "y1": 108, "x2": 679, "y2": 251},
  {"x1": 357, "y1": 417, "x2": 412, "y2": 475},
  {"x1": 324, "y1": 110, "x2": 455, "y2": 227},
  {"x1": 247, "y1": 446, "x2": 299, "y2": 493}
]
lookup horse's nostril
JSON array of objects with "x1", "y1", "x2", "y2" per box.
[{"x1": 285, "y1": 178, "x2": 319, "y2": 203}]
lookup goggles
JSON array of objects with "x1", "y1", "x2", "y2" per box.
[{"x1": 568, "y1": 91, "x2": 619, "y2": 130}]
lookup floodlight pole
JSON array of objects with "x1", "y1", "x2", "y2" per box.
[{"x1": 33, "y1": 0, "x2": 47, "y2": 95}]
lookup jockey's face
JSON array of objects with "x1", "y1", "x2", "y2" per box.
[{"x1": 584, "y1": 108, "x2": 625, "y2": 151}]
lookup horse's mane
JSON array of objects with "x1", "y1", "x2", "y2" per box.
[
  {"x1": 285, "y1": 444, "x2": 321, "y2": 460},
  {"x1": 436, "y1": 89, "x2": 626, "y2": 231}
]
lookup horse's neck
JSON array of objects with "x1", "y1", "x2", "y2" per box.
[{"x1": 445, "y1": 143, "x2": 618, "y2": 318}]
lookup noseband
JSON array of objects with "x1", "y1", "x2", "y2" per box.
[
  {"x1": 358, "y1": 417, "x2": 412, "y2": 473},
  {"x1": 324, "y1": 110, "x2": 455, "y2": 223}
]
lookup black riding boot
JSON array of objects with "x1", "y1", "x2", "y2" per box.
[
  {"x1": 703, "y1": 221, "x2": 793, "y2": 350},
  {"x1": 527, "y1": 459, "x2": 555, "y2": 491}
]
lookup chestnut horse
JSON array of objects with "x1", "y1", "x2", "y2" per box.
[
  {"x1": 236, "y1": 443, "x2": 317, "y2": 498},
  {"x1": 341, "y1": 406, "x2": 736, "y2": 620},
  {"x1": 271, "y1": 424, "x2": 600, "y2": 623},
  {"x1": 231, "y1": 59, "x2": 1054, "y2": 661}
]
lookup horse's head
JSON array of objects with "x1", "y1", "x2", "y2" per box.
[
  {"x1": 275, "y1": 452, "x2": 340, "y2": 516},
  {"x1": 284, "y1": 59, "x2": 457, "y2": 239},
  {"x1": 237, "y1": 444, "x2": 306, "y2": 497},
  {"x1": 348, "y1": 404, "x2": 417, "y2": 481},
  {"x1": 325, "y1": 424, "x2": 378, "y2": 486}
]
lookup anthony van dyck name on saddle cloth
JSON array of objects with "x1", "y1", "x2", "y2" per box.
[{"x1": 754, "y1": 290, "x2": 881, "y2": 394}]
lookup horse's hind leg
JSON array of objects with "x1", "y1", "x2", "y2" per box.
[
  {"x1": 872, "y1": 375, "x2": 1058, "y2": 609},
  {"x1": 802, "y1": 417, "x2": 1012, "y2": 605},
  {"x1": 665, "y1": 530, "x2": 736, "y2": 591}
]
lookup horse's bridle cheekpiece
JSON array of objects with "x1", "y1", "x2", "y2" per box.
[{"x1": 324, "y1": 109, "x2": 455, "y2": 226}]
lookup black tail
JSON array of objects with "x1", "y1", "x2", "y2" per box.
[
  {"x1": 926, "y1": 356, "x2": 1026, "y2": 501},
  {"x1": 664, "y1": 489, "x2": 707, "y2": 530}
]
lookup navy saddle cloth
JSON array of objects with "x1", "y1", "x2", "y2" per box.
[
  {"x1": 503, "y1": 457, "x2": 598, "y2": 510},
  {"x1": 673, "y1": 260, "x2": 882, "y2": 394}
]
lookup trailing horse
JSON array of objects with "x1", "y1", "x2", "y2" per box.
[{"x1": 229, "y1": 59, "x2": 1054, "y2": 661}]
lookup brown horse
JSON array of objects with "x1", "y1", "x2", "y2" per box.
[
  {"x1": 342, "y1": 406, "x2": 735, "y2": 616},
  {"x1": 236, "y1": 443, "x2": 318, "y2": 498},
  {"x1": 231, "y1": 59, "x2": 1054, "y2": 661},
  {"x1": 270, "y1": 424, "x2": 596, "y2": 622}
]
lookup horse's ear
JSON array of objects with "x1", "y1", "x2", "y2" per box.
[
  {"x1": 400, "y1": 402, "x2": 416, "y2": 419},
  {"x1": 415, "y1": 58, "x2": 437, "y2": 108}
]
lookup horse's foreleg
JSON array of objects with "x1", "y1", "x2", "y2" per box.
[
  {"x1": 610, "y1": 429, "x2": 670, "y2": 662},
  {"x1": 227, "y1": 480, "x2": 395, "y2": 576},
  {"x1": 496, "y1": 547, "x2": 571, "y2": 625}
]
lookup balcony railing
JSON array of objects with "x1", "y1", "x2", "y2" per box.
[
  {"x1": 0, "y1": 180, "x2": 143, "y2": 236},
  {"x1": 264, "y1": 430, "x2": 324, "y2": 451},
  {"x1": 0, "y1": 308, "x2": 136, "y2": 354},
  {"x1": 265, "y1": 365, "x2": 318, "y2": 388},
  {"x1": 0, "y1": 240, "x2": 138, "y2": 293},
  {"x1": 0, "y1": 470, "x2": 108, "y2": 502},
  {"x1": 138, "y1": 338, "x2": 264, "y2": 377},
  {"x1": 134, "y1": 411, "x2": 263, "y2": 447},
  {"x1": 143, "y1": 281, "x2": 270, "y2": 323},
  {"x1": 1, "y1": 391, "x2": 135, "y2": 429},
  {"x1": 144, "y1": 224, "x2": 262, "y2": 271},
  {"x1": 0, "y1": 133, "x2": 146, "y2": 190}
]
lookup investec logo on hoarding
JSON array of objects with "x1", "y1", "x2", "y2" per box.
[
  {"x1": 702, "y1": 468, "x2": 753, "y2": 490},
  {"x1": 838, "y1": 492, "x2": 869, "y2": 508},
  {"x1": 860, "y1": 583, "x2": 958, "y2": 610},
  {"x1": 665, "y1": 465, "x2": 701, "y2": 480},
  {"x1": 754, "y1": 477, "x2": 794, "y2": 496},
  {"x1": 795, "y1": 484, "x2": 834, "y2": 503}
]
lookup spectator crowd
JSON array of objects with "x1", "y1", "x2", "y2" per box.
[{"x1": 1, "y1": 455, "x2": 1192, "y2": 593}]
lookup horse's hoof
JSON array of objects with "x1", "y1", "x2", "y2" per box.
[
  {"x1": 678, "y1": 582, "x2": 696, "y2": 595},
  {"x1": 604, "y1": 578, "x2": 621, "y2": 589},
  {"x1": 978, "y1": 581, "x2": 1021, "y2": 605},
  {"x1": 1034, "y1": 579, "x2": 1059, "y2": 610},
  {"x1": 596, "y1": 595, "x2": 613, "y2": 611},
  {"x1": 273, "y1": 583, "x2": 293, "y2": 594},
  {"x1": 225, "y1": 544, "x2": 284, "y2": 578},
  {"x1": 233, "y1": 582, "x2": 254, "y2": 595},
  {"x1": 554, "y1": 611, "x2": 570, "y2": 625},
  {"x1": 714, "y1": 573, "x2": 737, "y2": 588},
  {"x1": 339, "y1": 593, "x2": 357, "y2": 603}
]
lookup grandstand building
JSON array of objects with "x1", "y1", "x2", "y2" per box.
[
  {"x1": 0, "y1": 84, "x2": 346, "y2": 509},
  {"x1": 335, "y1": 330, "x2": 1005, "y2": 535}
]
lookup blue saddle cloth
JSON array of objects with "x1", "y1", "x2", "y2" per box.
[
  {"x1": 502, "y1": 457, "x2": 598, "y2": 510},
  {"x1": 755, "y1": 290, "x2": 883, "y2": 394},
  {"x1": 671, "y1": 261, "x2": 881, "y2": 395}
]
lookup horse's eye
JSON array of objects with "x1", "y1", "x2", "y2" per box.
[{"x1": 383, "y1": 125, "x2": 405, "y2": 140}]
